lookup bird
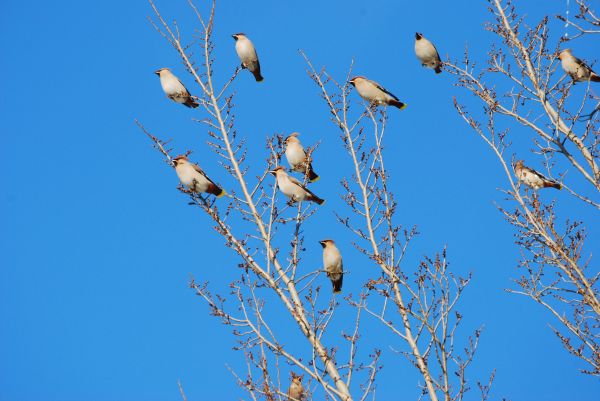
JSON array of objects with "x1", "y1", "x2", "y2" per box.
[
  {"x1": 348, "y1": 77, "x2": 407, "y2": 109},
  {"x1": 287, "y1": 373, "x2": 305, "y2": 401},
  {"x1": 284, "y1": 133, "x2": 319, "y2": 183},
  {"x1": 415, "y1": 32, "x2": 442, "y2": 74},
  {"x1": 172, "y1": 155, "x2": 226, "y2": 197},
  {"x1": 232, "y1": 33, "x2": 263, "y2": 82},
  {"x1": 155, "y1": 68, "x2": 199, "y2": 108},
  {"x1": 558, "y1": 49, "x2": 600, "y2": 83},
  {"x1": 320, "y1": 239, "x2": 343, "y2": 293},
  {"x1": 270, "y1": 166, "x2": 324, "y2": 204},
  {"x1": 514, "y1": 160, "x2": 562, "y2": 190}
]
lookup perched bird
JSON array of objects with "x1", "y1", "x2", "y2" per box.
[
  {"x1": 320, "y1": 239, "x2": 343, "y2": 293},
  {"x1": 415, "y1": 32, "x2": 442, "y2": 74},
  {"x1": 284, "y1": 133, "x2": 319, "y2": 183},
  {"x1": 232, "y1": 33, "x2": 263, "y2": 82},
  {"x1": 172, "y1": 155, "x2": 226, "y2": 197},
  {"x1": 349, "y1": 77, "x2": 407, "y2": 110},
  {"x1": 155, "y1": 68, "x2": 199, "y2": 108},
  {"x1": 558, "y1": 49, "x2": 600, "y2": 83},
  {"x1": 270, "y1": 166, "x2": 324, "y2": 204},
  {"x1": 287, "y1": 373, "x2": 304, "y2": 401},
  {"x1": 514, "y1": 160, "x2": 562, "y2": 190}
]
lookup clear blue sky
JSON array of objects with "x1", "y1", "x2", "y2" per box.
[{"x1": 1, "y1": 0, "x2": 599, "y2": 400}]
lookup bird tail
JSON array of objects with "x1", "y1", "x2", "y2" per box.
[
  {"x1": 208, "y1": 184, "x2": 227, "y2": 198},
  {"x1": 253, "y1": 70, "x2": 264, "y2": 82},
  {"x1": 332, "y1": 277, "x2": 343, "y2": 294},
  {"x1": 435, "y1": 65, "x2": 442, "y2": 74},
  {"x1": 311, "y1": 195, "x2": 325, "y2": 205},
  {"x1": 544, "y1": 181, "x2": 562, "y2": 190},
  {"x1": 591, "y1": 73, "x2": 600, "y2": 82},
  {"x1": 389, "y1": 99, "x2": 407, "y2": 110},
  {"x1": 308, "y1": 165, "x2": 320, "y2": 183},
  {"x1": 185, "y1": 98, "x2": 200, "y2": 108}
]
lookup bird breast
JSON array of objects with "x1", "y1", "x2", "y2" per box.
[
  {"x1": 176, "y1": 164, "x2": 210, "y2": 192},
  {"x1": 278, "y1": 175, "x2": 307, "y2": 201},
  {"x1": 520, "y1": 170, "x2": 544, "y2": 189},
  {"x1": 286, "y1": 143, "x2": 307, "y2": 169},
  {"x1": 323, "y1": 248, "x2": 342, "y2": 269},
  {"x1": 415, "y1": 39, "x2": 436, "y2": 62},
  {"x1": 235, "y1": 39, "x2": 257, "y2": 62},
  {"x1": 160, "y1": 75, "x2": 185, "y2": 96},
  {"x1": 356, "y1": 81, "x2": 387, "y2": 103}
]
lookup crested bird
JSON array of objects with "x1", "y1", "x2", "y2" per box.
[
  {"x1": 284, "y1": 133, "x2": 319, "y2": 183},
  {"x1": 270, "y1": 166, "x2": 324, "y2": 204},
  {"x1": 514, "y1": 160, "x2": 562, "y2": 190},
  {"x1": 415, "y1": 32, "x2": 442, "y2": 73},
  {"x1": 320, "y1": 239, "x2": 343, "y2": 293},
  {"x1": 558, "y1": 49, "x2": 600, "y2": 83},
  {"x1": 232, "y1": 33, "x2": 263, "y2": 82},
  {"x1": 173, "y1": 155, "x2": 226, "y2": 197},
  {"x1": 349, "y1": 76, "x2": 407, "y2": 109},
  {"x1": 287, "y1": 373, "x2": 305, "y2": 401},
  {"x1": 155, "y1": 68, "x2": 199, "y2": 108}
]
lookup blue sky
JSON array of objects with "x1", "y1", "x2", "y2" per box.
[{"x1": 1, "y1": 0, "x2": 599, "y2": 400}]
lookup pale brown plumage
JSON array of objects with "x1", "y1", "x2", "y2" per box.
[
  {"x1": 320, "y1": 239, "x2": 343, "y2": 293},
  {"x1": 270, "y1": 166, "x2": 324, "y2": 204},
  {"x1": 284, "y1": 133, "x2": 319, "y2": 183},
  {"x1": 287, "y1": 373, "x2": 305, "y2": 401},
  {"x1": 155, "y1": 68, "x2": 199, "y2": 108},
  {"x1": 349, "y1": 76, "x2": 407, "y2": 109},
  {"x1": 558, "y1": 49, "x2": 600, "y2": 83},
  {"x1": 514, "y1": 160, "x2": 562, "y2": 190},
  {"x1": 173, "y1": 155, "x2": 226, "y2": 197}
]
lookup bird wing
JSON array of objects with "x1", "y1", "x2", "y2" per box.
[
  {"x1": 432, "y1": 43, "x2": 442, "y2": 62},
  {"x1": 570, "y1": 55, "x2": 595, "y2": 73},
  {"x1": 524, "y1": 166, "x2": 551, "y2": 182},
  {"x1": 176, "y1": 77, "x2": 192, "y2": 96},
  {"x1": 368, "y1": 79, "x2": 399, "y2": 101},
  {"x1": 288, "y1": 175, "x2": 320, "y2": 198},
  {"x1": 192, "y1": 163, "x2": 217, "y2": 184}
]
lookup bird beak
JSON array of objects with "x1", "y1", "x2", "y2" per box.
[
  {"x1": 154, "y1": 69, "x2": 161, "y2": 75},
  {"x1": 269, "y1": 170, "x2": 277, "y2": 176},
  {"x1": 348, "y1": 79, "x2": 355, "y2": 86},
  {"x1": 415, "y1": 32, "x2": 420, "y2": 39},
  {"x1": 231, "y1": 34, "x2": 237, "y2": 40},
  {"x1": 319, "y1": 240, "x2": 326, "y2": 247}
]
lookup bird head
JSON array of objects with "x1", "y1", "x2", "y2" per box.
[
  {"x1": 269, "y1": 166, "x2": 285, "y2": 176},
  {"x1": 557, "y1": 49, "x2": 571, "y2": 60},
  {"x1": 154, "y1": 67, "x2": 170, "y2": 76},
  {"x1": 172, "y1": 155, "x2": 189, "y2": 167},
  {"x1": 348, "y1": 76, "x2": 361, "y2": 87},
  {"x1": 285, "y1": 132, "x2": 300, "y2": 144},
  {"x1": 232, "y1": 33, "x2": 246, "y2": 41},
  {"x1": 290, "y1": 372, "x2": 303, "y2": 383},
  {"x1": 319, "y1": 239, "x2": 334, "y2": 248},
  {"x1": 514, "y1": 160, "x2": 524, "y2": 170},
  {"x1": 415, "y1": 32, "x2": 423, "y2": 40}
]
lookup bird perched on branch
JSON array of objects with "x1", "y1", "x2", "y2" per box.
[
  {"x1": 232, "y1": 33, "x2": 263, "y2": 82},
  {"x1": 284, "y1": 133, "x2": 319, "y2": 183},
  {"x1": 320, "y1": 239, "x2": 343, "y2": 293},
  {"x1": 173, "y1": 156, "x2": 226, "y2": 197},
  {"x1": 287, "y1": 373, "x2": 305, "y2": 401},
  {"x1": 155, "y1": 68, "x2": 199, "y2": 108},
  {"x1": 270, "y1": 166, "x2": 324, "y2": 204},
  {"x1": 349, "y1": 77, "x2": 407, "y2": 110},
  {"x1": 415, "y1": 32, "x2": 442, "y2": 74},
  {"x1": 514, "y1": 160, "x2": 562, "y2": 190},
  {"x1": 558, "y1": 49, "x2": 600, "y2": 83}
]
